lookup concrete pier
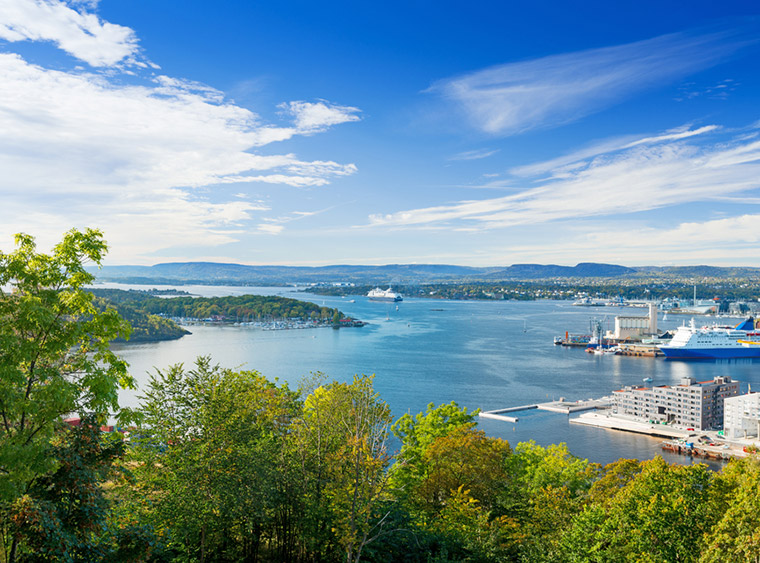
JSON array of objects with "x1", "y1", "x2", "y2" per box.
[{"x1": 480, "y1": 397, "x2": 612, "y2": 423}]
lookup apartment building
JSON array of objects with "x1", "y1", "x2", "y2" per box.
[
  {"x1": 723, "y1": 392, "x2": 760, "y2": 440},
  {"x1": 612, "y1": 376, "x2": 739, "y2": 430}
]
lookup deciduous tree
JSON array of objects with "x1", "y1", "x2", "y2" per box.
[{"x1": 0, "y1": 229, "x2": 132, "y2": 561}]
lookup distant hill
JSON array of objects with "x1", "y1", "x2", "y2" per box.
[
  {"x1": 635, "y1": 265, "x2": 760, "y2": 278},
  {"x1": 90, "y1": 261, "x2": 641, "y2": 285},
  {"x1": 488, "y1": 262, "x2": 636, "y2": 279}
]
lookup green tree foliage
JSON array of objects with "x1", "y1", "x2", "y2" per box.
[
  {"x1": 0, "y1": 229, "x2": 133, "y2": 560},
  {"x1": 90, "y1": 288, "x2": 343, "y2": 323},
  {"x1": 92, "y1": 297, "x2": 189, "y2": 342},
  {"x1": 127, "y1": 357, "x2": 300, "y2": 562},
  {"x1": 700, "y1": 457, "x2": 760, "y2": 563},
  {"x1": 292, "y1": 375, "x2": 393, "y2": 563},
  {"x1": 3, "y1": 417, "x2": 130, "y2": 562},
  {"x1": 561, "y1": 457, "x2": 716, "y2": 563},
  {"x1": 390, "y1": 402, "x2": 477, "y2": 501}
]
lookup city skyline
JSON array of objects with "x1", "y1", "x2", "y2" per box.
[{"x1": 1, "y1": 1, "x2": 759, "y2": 266}]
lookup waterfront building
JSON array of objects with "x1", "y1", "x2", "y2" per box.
[
  {"x1": 607, "y1": 302, "x2": 658, "y2": 340},
  {"x1": 612, "y1": 376, "x2": 739, "y2": 430},
  {"x1": 723, "y1": 392, "x2": 760, "y2": 440}
]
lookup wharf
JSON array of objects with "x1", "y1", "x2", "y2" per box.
[
  {"x1": 479, "y1": 397, "x2": 611, "y2": 423},
  {"x1": 616, "y1": 343, "x2": 664, "y2": 357}
]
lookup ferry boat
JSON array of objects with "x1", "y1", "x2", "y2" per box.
[
  {"x1": 367, "y1": 287, "x2": 403, "y2": 302},
  {"x1": 658, "y1": 318, "x2": 760, "y2": 359}
]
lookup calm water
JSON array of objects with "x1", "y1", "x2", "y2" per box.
[{"x1": 107, "y1": 283, "x2": 760, "y2": 467}]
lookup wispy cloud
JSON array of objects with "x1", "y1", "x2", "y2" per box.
[
  {"x1": 510, "y1": 124, "x2": 719, "y2": 177},
  {"x1": 428, "y1": 29, "x2": 753, "y2": 136},
  {"x1": 368, "y1": 125, "x2": 760, "y2": 230},
  {"x1": 449, "y1": 148, "x2": 500, "y2": 161},
  {"x1": 675, "y1": 78, "x2": 739, "y2": 102},
  {"x1": 0, "y1": 0, "x2": 139, "y2": 66}
]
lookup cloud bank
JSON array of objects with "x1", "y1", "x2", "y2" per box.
[{"x1": 0, "y1": 0, "x2": 361, "y2": 261}]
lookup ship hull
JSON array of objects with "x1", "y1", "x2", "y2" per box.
[
  {"x1": 368, "y1": 296, "x2": 402, "y2": 302},
  {"x1": 660, "y1": 347, "x2": 760, "y2": 360}
]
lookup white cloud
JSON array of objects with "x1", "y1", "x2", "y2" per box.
[
  {"x1": 257, "y1": 224, "x2": 284, "y2": 235},
  {"x1": 449, "y1": 148, "x2": 500, "y2": 161},
  {"x1": 0, "y1": 54, "x2": 357, "y2": 193},
  {"x1": 281, "y1": 100, "x2": 361, "y2": 133},
  {"x1": 0, "y1": 0, "x2": 139, "y2": 66},
  {"x1": 368, "y1": 127, "x2": 760, "y2": 230},
  {"x1": 0, "y1": 52, "x2": 359, "y2": 261},
  {"x1": 429, "y1": 29, "x2": 750, "y2": 136}
]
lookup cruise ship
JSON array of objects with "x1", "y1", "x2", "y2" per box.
[
  {"x1": 659, "y1": 318, "x2": 760, "y2": 359},
  {"x1": 367, "y1": 287, "x2": 403, "y2": 302}
]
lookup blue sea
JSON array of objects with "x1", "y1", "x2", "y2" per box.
[{"x1": 108, "y1": 283, "x2": 760, "y2": 467}]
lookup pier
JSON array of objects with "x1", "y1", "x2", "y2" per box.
[{"x1": 480, "y1": 396, "x2": 612, "y2": 423}]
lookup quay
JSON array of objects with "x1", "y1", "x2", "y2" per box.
[{"x1": 570, "y1": 411, "x2": 689, "y2": 438}]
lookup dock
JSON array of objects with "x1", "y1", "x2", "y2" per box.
[{"x1": 480, "y1": 396, "x2": 612, "y2": 423}]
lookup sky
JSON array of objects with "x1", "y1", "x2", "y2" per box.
[{"x1": 1, "y1": 0, "x2": 760, "y2": 267}]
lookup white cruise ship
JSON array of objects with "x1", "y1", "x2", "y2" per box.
[
  {"x1": 659, "y1": 318, "x2": 760, "y2": 359},
  {"x1": 367, "y1": 287, "x2": 403, "y2": 302}
]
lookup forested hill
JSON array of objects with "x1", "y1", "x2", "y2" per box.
[
  {"x1": 90, "y1": 288, "x2": 343, "y2": 323},
  {"x1": 90, "y1": 261, "x2": 640, "y2": 285}
]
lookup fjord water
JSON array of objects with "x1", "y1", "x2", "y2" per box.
[{"x1": 110, "y1": 284, "x2": 760, "y2": 466}]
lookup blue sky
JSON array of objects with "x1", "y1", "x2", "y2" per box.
[{"x1": 1, "y1": 0, "x2": 759, "y2": 266}]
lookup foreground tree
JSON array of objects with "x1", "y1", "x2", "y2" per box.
[
  {"x1": 4, "y1": 416, "x2": 132, "y2": 562},
  {"x1": 292, "y1": 375, "x2": 394, "y2": 563},
  {"x1": 700, "y1": 457, "x2": 760, "y2": 562},
  {"x1": 0, "y1": 229, "x2": 132, "y2": 561},
  {"x1": 128, "y1": 358, "x2": 301, "y2": 562}
]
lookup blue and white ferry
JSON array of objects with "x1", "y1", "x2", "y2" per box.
[{"x1": 659, "y1": 318, "x2": 760, "y2": 359}]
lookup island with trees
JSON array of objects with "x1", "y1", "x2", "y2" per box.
[{"x1": 89, "y1": 288, "x2": 358, "y2": 341}]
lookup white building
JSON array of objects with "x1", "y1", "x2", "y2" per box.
[
  {"x1": 724, "y1": 393, "x2": 760, "y2": 440},
  {"x1": 613, "y1": 376, "x2": 739, "y2": 430},
  {"x1": 608, "y1": 302, "x2": 658, "y2": 340}
]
